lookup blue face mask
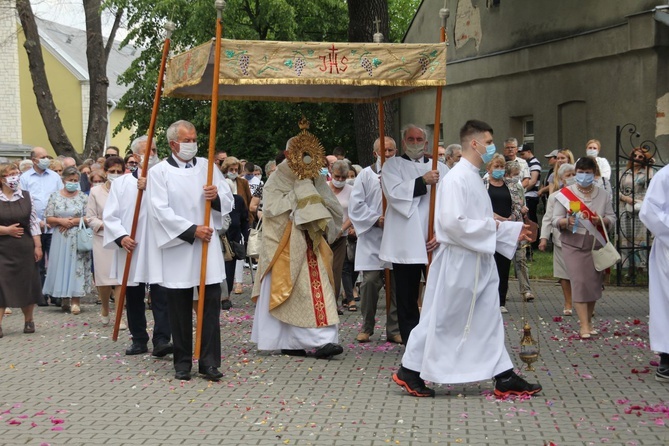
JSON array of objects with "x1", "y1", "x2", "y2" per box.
[
  {"x1": 477, "y1": 141, "x2": 497, "y2": 164},
  {"x1": 320, "y1": 167, "x2": 329, "y2": 176},
  {"x1": 491, "y1": 169, "x2": 505, "y2": 179},
  {"x1": 575, "y1": 172, "x2": 594, "y2": 187},
  {"x1": 65, "y1": 182, "x2": 80, "y2": 192}
]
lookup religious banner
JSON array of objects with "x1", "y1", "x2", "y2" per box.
[{"x1": 164, "y1": 39, "x2": 447, "y2": 103}]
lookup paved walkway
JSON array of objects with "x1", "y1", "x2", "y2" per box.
[{"x1": 0, "y1": 272, "x2": 666, "y2": 445}]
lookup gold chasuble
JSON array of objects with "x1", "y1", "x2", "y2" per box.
[{"x1": 252, "y1": 132, "x2": 343, "y2": 329}]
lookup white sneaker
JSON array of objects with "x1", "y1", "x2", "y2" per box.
[
  {"x1": 244, "y1": 262, "x2": 251, "y2": 268},
  {"x1": 500, "y1": 306, "x2": 509, "y2": 314},
  {"x1": 101, "y1": 315, "x2": 110, "y2": 326},
  {"x1": 119, "y1": 321, "x2": 127, "y2": 330}
]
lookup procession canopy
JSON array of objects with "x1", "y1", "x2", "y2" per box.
[{"x1": 164, "y1": 39, "x2": 446, "y2": 103}]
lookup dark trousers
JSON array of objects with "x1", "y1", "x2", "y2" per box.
[
  {"x1": 224, "y1": 260, "x2": 236, "y2": 295},
  {"x1": 126, "y1": 284, "x2": 171, "y2": 347},
  {"x1": 494, "y1": 252, "x2": 512, "y2": 307},
  {"x1": 526, "y1": 196, "x2": 540, "y2": 224},
  {"x1": 165, "y1": 284, "x2": 221, "y2": 372},
  {"x1": 392, "y1": 263, "x2": 424, "y2": 345},
  {"x1": 38, "y1": 233, "x2": 52, "y2": 286},
  {"x1": 342, "y1": 257, "x2": 358, "y2": 303},
  {"x1": 329, "y1": 237, "x2": 347, "y2": 304}
]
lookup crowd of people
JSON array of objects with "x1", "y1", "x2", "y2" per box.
[{"x1": 1, "y1": 117, "x2": 666, "y2": 396}]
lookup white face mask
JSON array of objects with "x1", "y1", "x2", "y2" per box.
[
  {"x1": 4, "y1": 175, "x2": 20, "y2": 191},
  {"x1": 107, "y1": 173, "x2": 121, "y2": 182},
  {"x1": 178, "y1": 142, "x2": 198, "y2": 161},
  {"x1": 227, "y1": 172, "x2": 238, "y2": 180},
  {"x1": 346, "y1": 178, "x2": 355, "y2": 186},
  {"x1": 564, "y1": 176, "x2": 576, "y2": 186},
  {"x1": 37, "y1": 158, "x2": 51, "y2": 170},
  {"x1": 438, "y1": 156, "x2": 446, "y2": 163},
  {"x1": 404, "y1": 142, "x2": 425, "y2": 160},
  {"x1": 586, "y1": 148, "x2": 598, "y2": 158},
  {"x1": 332, "y1": 179, "x2": 346, "y2": 189}
]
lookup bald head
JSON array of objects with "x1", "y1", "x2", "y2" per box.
[
  {"x1": 62, "y1": 157, "x2": 76, "y2": 168},
  {"x1": 31, "y1": 147, "x2": 50, "y2": 172}
]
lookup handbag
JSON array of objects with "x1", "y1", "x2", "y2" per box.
[
  {"x1": 76, "y1": 213, "x2": 93, "y2": 252},
  {"x1": 591, "y1": 215, "x2": 621, "y2": 271},
  {"x1": 230, "y1": 240, "x2": 246, "y2": 260},
  {"x1": 246, "y1": 218, "x2": 263, "y2": 259},
  {"x1": 221, "y1": 234, "x2": 234, "y2": 262}
]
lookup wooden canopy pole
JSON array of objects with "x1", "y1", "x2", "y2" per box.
[
  {"x1": 377, "y1": 100, "x2": 392, "y2": 314},
  {"x1": 426, "y1": 7, "x2": 449, "y2": 268},
  {"x1": 194, "y1": 0, "x2": 225, "y2": 359},
  {"x1": 113, "y1": 20, "x2": 176, "y2": 341}
]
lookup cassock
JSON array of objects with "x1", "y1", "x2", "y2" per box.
[
  {"x1": 401, "y1": 158, "x2": 523, "y2": 384},
  {"x1": 103, "y1": 174, "x2": 161, "y2": 286},
  {"x1": 639, "y1": 165, "x2": 669, "y2": 354},
  {"x1": 147, "y1": 157, "x2": 233, "y2": 288},
  {"x1": 251, "y1": 161, "x2": 343, "y2": 350},
  {"x1": 348, "y1": 165, "x2": 389, "y2": 272},
  {"x1": 380, "y1": 155, "x2": 449, "y2": 264}
]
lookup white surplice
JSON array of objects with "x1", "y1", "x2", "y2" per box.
[
  {"x1": 103, "y1": 174, "x2": 162, "y2": 286},
  {"x1": 639, "y1": 165, "x2": 669, "y2": 354},
  {"x1": 379, "y1": 156, "x2": 449, "y2": 264},
  {"x1": 349, "y1": 165, "x2": 389, "y2": 271},
  {"x1": 401, "y1": 158, "x2": 523, "y2": 384},
  {"x1": 147, "y1": 158, "x2": 233, "y2": 289}
]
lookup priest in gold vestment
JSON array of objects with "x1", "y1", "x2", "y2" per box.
[{"x1": 251, "y1": 135, "x2": 344, "y2": 359}]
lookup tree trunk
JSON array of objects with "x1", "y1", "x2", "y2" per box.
[
  {"x1": 347, "y1": 0, "x2": 394, "y2": 167},
  {"x1": 82, "y1": 0, "x2": 111, "y2": 160},
  {"x1": 16, "y1": 0, "x2": 78, "y2": 160}
]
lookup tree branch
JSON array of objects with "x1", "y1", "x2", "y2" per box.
[{"x1": 104, "y1": 7, "x2": 124, "y2": 63}]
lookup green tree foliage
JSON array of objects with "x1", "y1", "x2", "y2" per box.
[
  {"x1": 388, "y1": 0, "x2": 422, "y2": 42},
  {"x1": 112, "y1": 0, "x2": 353, "y2": 166}
]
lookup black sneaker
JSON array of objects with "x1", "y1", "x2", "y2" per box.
[
  {"x1": 221, "y1": 299, "x2": 232, "y2": 311},
  {"x1": 125, "y1": 343, "x2": 148, "y2": 356},
  {"x1": 392, "y1": 365, "x2": 435, "y2": 398},
  {"x1": 494, "y1": 372, "x2": 542, "y2": 398},
  {"x1": 152, "y1": 342, "x2": 174, "y2": 358},
  {"x1": 656, "y1": 367, "x2": 669, "y2": 383}
]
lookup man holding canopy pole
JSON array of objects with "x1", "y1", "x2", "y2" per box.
[{"x1": 147, "y1": 120, "x2": 233, "y2": 381}]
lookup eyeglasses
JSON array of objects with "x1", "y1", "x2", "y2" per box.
[{"x1": 127, "y1": 161, "x2": 138, "y2": 166}]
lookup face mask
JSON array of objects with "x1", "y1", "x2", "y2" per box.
[
  {"x1": 575, "y1": 172, "x2": 594, "y2": 187},
  {"x1": 491, "y1": 169, "x2": 505, "y2": 180},
  {"x1": 510, "y1": 175, "x2": 521, "y2": 183},
  {"x1": 320, "y1": 167, "x2": 329, "y2": 176},
  {"x1": 178, "y1": 142, "x2": 198, "y2": 160},
  {"x1": 65, "y1": 182, "x2": 80, "y2": 192},
  {"x1": 107, "y1": 173, "x2": 121, "y2": 182},
  {"x1": 37, "y1": 158, "x2": 51, "y2": 170},
  {"x1": 346, "y1": 178, "x2": 355, "y2": 186},
  {"x1": 332, "y1": 179, "x2": 346, "y2": 188},
  {"x1": 91, "y1": 182, "x2": 105, "y2": 187},
  {"x1": 438, "y1": 156, "x2": 446, "y2": 163},
  {"x1": 255, "y1": 174, "x2": 262, "y2": 180},
  {"x1": 375, "y1": 157, "x2": 382, "y2": 172},
  {"x1": 227, "y1": 172, "x2": 238, "y2": 180},
  {"x1": 564, "y1": 176, "x2": 576, "y2": 186},
  {"x1": 128, "y1": 165, "x2": 138, "y2": 173},
  {"x1": 477, "y1": 141, "x2": 497, "y2": 164},
  {"x1": 404, "y1": 142, "x2": 425, "y2": 160},
  {"x1": 4, "y1": 175, "x2": 20, "y2": 191},
  {"x1": 586, "y1": 149, "x2": 598, "y2": 158}
]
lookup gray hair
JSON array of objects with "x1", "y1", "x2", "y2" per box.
[
  {"x1": 401, "y1": 124, "x2": 428, "y2": 142},
  {"x1": 131, "y1": 135, "x2": 148, "y2": 154},
  {"x1": 558, "y1": 163, "x2": 575, "y2": 179},
  {"x1": 19, "y1": 159, "x2": 33, "y2": 172},
  {"x1": 504, "y1": 137, "x2": 518, "y2": 146},
  {"x1": 332, "y1": 160, "x2": 350, "y2": 175},
  {"x1": 61, "y1": 165, "x2": 80, "y2": 179},
  {"x1": 373, "y1": 136, "x2": 396, "y2": 153},
  {"x1": 166, "y1": 120, "x2": 195, "y2": 142},
  {"x1": 505, "y1": 160, "x2": 520, "y2": 176},
  {"x1": 253, "y1": 164, "x2": 263, "y2": 174},
  {"x1": 445, "y1": 144, "x2": 462, "y2": 157},
  {"x1": 265, "y1": 160, "x2": 276, "y2": 173}
]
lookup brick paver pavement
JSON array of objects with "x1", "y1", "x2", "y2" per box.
[{"x1": 0, "y1": 273, "x2": 667, "y2": 445}]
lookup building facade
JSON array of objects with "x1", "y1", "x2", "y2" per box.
[{"x1": 400, "y1": 0, "x2": 669, "y2": 162}]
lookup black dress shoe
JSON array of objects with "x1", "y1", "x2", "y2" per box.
[
  {"x1": 125, "y1": 343, "x2": 148, "y2": 355},
  {"x1": 151, "y1": 342, "x2": 174, "y2": 358},
  {"x1": 199, "y1": 366, "x2": 223, "y2": 381},
  {"x1": 221, "y1": 299, "x2": 232, "y2": 310},
  {"x1": 52, "y1": 298, "x2": 62, "y2": 307},
  {"x1": 314, "y1": 343, "x2": 344, "y2": 359},
  {"x1": 175, "y1": 370, "x2": 191, "y2": 381},
  {"x1": 281, "y1": 349, "x2": 307, "y2": 357},
  {"x1": 37, "y1": 301, "x2": 49, "y2": 307}
]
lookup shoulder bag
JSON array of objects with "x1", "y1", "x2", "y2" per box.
[
  {"x1": 246, "y1": 218, "x2": 263, "y2": 259},
  {"x1": 76, "y1": 211, "x2": 93, "y2": 252},
  {"x1": 591, "y1": 215, "x2": 621, "y2": 271}
]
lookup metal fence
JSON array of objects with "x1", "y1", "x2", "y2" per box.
[{"x1": 614, "y1": 124, "x2": 666, "y2": 286}]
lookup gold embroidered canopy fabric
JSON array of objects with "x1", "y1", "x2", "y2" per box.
[{"x1": 163, "y1": 39, "x2": 446, "y2": 103}]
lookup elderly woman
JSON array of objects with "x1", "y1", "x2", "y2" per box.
[
  {"x1": 552, "y1": 157, "x2": 616, "y2": 338},
  {"x1": 220, "y1": 156, "x2": 253, "y2": 294},
  {"x1": 328, "y1": 160, "x2": 355, "y2": 312},
  {"x1": 539, "y1": 163, "x2": 576, "y2": 315},
  {"x1": 43, "y1": 166, "x2": 92, "y2": 314},
  {"x1": 49, "y1": 159, "x2": 63, "y2": 176},
  {"x1": 549, "y1": 149, "x2": 575, "y2": 195},
  {"x1": 483, "y1": 154, "x2": 525, "y2": 313},
  {"x1": 0, "y1": 163, "x2": 43, "y2": 337},
  {"x1": 619, "y1": 147, "x2": 655, "y2": 276},
  {"x1": 87, "y1": 157, "x2": 125, "y2": 325}
]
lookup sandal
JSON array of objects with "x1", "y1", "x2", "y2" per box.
[
  {"x1": 348, "y1": 303, "x2": 357, "y2": 312},
  {"x1": 563, "y1": 308, "x2": 572, "y2": 316}
]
